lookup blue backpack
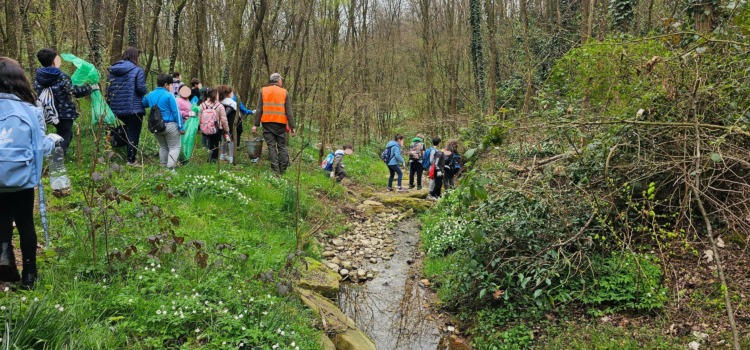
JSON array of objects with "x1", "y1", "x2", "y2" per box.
[
  {"x1": 422, "y1": 147, "x2": 433, "y2": 170},
  {"x1": 321, "y1": 152, "x2": 335, "y2": 171},
  {"x1": 0, "y1": 97, "x2": 43, "y2": 193},
  {"x1": 448, "y1": 153, "x2": 461, "y2": 170},
  {"x1": 381, "y1": 145, "x2": 394, "y2": 164}
]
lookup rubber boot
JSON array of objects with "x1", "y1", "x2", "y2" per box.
[
  {"x1": 21, "y1": 261, "x2": 37, "y2": 290},
  {"x1": 0, "y1": 243, "x2": 20, "y2": 282}
]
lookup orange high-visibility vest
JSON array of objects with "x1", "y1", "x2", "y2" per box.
[{"x1": 261, "y1": 85, "x2": 288, "y2": 124}]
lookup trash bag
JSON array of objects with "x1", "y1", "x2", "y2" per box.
[
  {"x1": 179, "y1": 116, "x2": 200, "y2": 162},
  {"x1": 60, "y1": 53, "x2": 118, "y2": 127}
]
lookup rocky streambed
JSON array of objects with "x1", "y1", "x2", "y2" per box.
[{"x1": 296, "y1": 191, "x2": 471, "y2": 350}]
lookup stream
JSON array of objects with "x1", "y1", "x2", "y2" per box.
[{"x1": 337, "y1": 218, "x2": 444, "y2": 350}]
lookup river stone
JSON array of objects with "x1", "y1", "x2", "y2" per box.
[
  {"x1": 357, "y1": 269, "x2": 366, "y2": 277},
  {"x1": 366, "y1": 273, "x2": 374, "y2": 279},
  {"x1": 370, "y1": 258, "x2": 377, "y2": 264},
  {"x1": 342, "y1": 261, "x2": 353, "y2": 270},
  {"x1": 334, "y1": 329, "x2": 377, "y2": 350},
  {"x1": 322, "y1": 251, "x2": 335, "y2": 258},
  {"x1": 356, "y1": 200, "x2": 386, "y2": 216},
  {"x1": 331, "y1": 238, "x2": 345, "y2": 247},
  {"x1": 339, "y1": 269, "x2": 350, "y2": 276},
  {"x1": 297, "y1": 258, "x2": 340, "y2": 298},
  {"x1": 331, "y1": 257, "x2": 341, "y2": 265},
  {"x1": 326, "y1": 263, "x2": 340, "y2": 271}
]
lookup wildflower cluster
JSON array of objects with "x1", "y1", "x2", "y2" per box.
[
  {"x1": 424, "y1": 215, "x2": 469, "y2": 258},
  {"x1": 174, "y1": 173, "x2": 252, "y2": 205}
]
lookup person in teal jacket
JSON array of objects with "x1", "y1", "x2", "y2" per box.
[
  {"x1": 142, "y1": 74, "x2": 184, "y2": 170},
  {"x1": 386, "y1": 134, "x2": 406, "y2": 191}
]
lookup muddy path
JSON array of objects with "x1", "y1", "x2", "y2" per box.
[{"x1": 317, "y1": 186, "x2": 470, "y2": 350}]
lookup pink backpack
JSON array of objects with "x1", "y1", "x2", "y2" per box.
[{"x1": 199, "y1": 103, "x2": 220, "y2": 135}]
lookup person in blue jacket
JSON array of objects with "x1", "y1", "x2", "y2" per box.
[
  {"x1": 142, "y1": 74, "x2": 184, "y2": 170},
  {"x1": 33, "y1": 48, "x2": 93, "y2": 155},
  {"x1": 386, "y1": 134, "x2": 406, "y2": 191},
  {"x1": 231, "y1": 93, "x2": 254, "y2": 147},
  {"x1": 0, "y1": 57, "x2": 62, "y2": 289},
  {"x1": 106, "y1": 47, "x2": 147, "y2": 167}
]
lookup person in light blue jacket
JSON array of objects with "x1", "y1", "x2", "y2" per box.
[
  {"x1": 0, "y1": 57, "x2": 62, "y2": 289},
  {"x1": 386, "y1": 134, "x2": 406, "y2": 191},
  {"x1": 142, "y1": 74, "x2": 184, "y2": 170}
]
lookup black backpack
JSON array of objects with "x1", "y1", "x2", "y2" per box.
[{"x1": 147, "y1": 95, "x2": 166, "y2": 133}]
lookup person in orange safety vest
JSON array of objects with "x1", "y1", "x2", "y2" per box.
[{"x1": 252, "y1": 73, "x2": 296, "y2": 174}]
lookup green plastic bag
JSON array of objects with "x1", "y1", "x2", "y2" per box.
[
  {"x1": 179, "y1": 114, "x2": 200, "y2": 162},
  {"x1": 60, "y1": 53, "x2": 118, "y2": 126}
]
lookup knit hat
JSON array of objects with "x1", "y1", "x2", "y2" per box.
[{"x1": 270, "y1": 73, "x2": 283, "y2": 82}]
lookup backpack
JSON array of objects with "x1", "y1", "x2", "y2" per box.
[
  {"x1": 381, "y1": 145, "x2": 395, "y2": 164},
  {"x1": 422, "y1": 147, "x2": 433, "y2": 170},
  {"x1": 38, "y1": 88, "x2": 59, "y2": 125},
  {"x1": 146, "y1": 95, "x2": 166, "y2": 133},
  {"x1": 432, "y1": 150, "x2": 444, "y2": 177},
  {"x1": 451, "y1": 153, "x2": 461, "y2": 170},
  {"x1": 408, "y1": 142, "x2": 423, "y2": 161},
  {"x1": 321, "y1": 152, "x2": 334, "y2": 171},
  {"x1": 199, "y1": 103, "x2": 220, "y2": 135},
  {"x1": 0, "y1": 100, "x2": 43, "y2": 193}
]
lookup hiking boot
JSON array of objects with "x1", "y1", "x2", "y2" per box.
[
  {"x1": 20, "y1": 271, "x2": 37, "y2": 290},
  {"x1": 0, "y1": 243, "x2": 20, "y2": 282},
  {"x1": 417, "y1": 186, "x2": 422, "y2": 190},
  {"x1": 409, "y1": 185, "x2": 415, "y2": 189},
  {"x1": 126, "y1": 161, "x2": 142, "y2": 168},
  {"x1": 397, "y1": 187, "x2": 406, "y2": 192},
  {"x1": 386, "y1": 187, "x2": 394, "y2": 192}
]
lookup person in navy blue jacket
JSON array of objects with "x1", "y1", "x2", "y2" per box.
[
  {"x1": 142, "y1": 74, "x2": 184, "y2": 170},
  {"x1": 106, "y1": 47, "x2": 147, "y2": 166},
  {"x1": 33, "y1": 48, "x2": 93, "y2": 154}
]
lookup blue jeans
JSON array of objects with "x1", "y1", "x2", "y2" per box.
[{"x1": 388, "y1": 165, "x2": 402, "y2": 188}]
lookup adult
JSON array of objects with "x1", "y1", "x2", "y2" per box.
[
  {"x1": 189, "y1": 78, "x2": 203, "y2": 104},
  {"x1": 107, "y1": 47, "x2": 147, "y2": 167},
  {"x1": 253, "y1": 73, "x2": 296, "y2": 175},
  {"x1": 385, "y1": 134, "x2": 406, "y2": 191},
  {"x1": 142, "y1": 74, "x2": 184, "y2": 169},
  {"x1": 0, "y1": 57, "x2": 62, "y2": 289}
]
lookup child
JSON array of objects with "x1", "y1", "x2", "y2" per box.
[
  {"x1": 142, "y1": 74, "x2": 184, "y2": 170},
  {"x1": 425, "y1": 137, "x2": 441, "y2": 198},
  {"x1": 429, "y1": 143, "x2": 448, "y2": 199},
  {"x1": 386, "y1": 134, "x2": 406, "y2": 191},
  {"x1": 0, "y1": 57, "x2": 63, "y2": 288},
  {"x1": 190, "y1": 78, "x2": 203, "y2": 104},
  {"x1": 444, "y1": 139, "x2": 460, "y2": 189},
  {"x1": 200, "y1": 88, "x2": 229, "y2": 162},
  {"x1": 176, "y1": 85, "x2": 194, "y2": 123},
  {"x1": 330, "y1": 145, "x2": 353, "y2": 182},
  {"x1": 408, "y1": 133, "x2": 426, "y2": 190},
  {"x1": 33, "y1": 48, "x2": 93, "y2": 154},
  {"x1": 171, "y1": 72, "x2": 182, "y2": 95}
]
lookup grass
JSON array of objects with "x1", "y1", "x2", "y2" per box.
[
  {"x1": 537, "y1": 324, "x2": 684, "y2": 350},
  {"x1": 1, "y1": 105, "x2": 358, "y2": 348}
]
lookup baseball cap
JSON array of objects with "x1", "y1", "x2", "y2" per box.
[{"x1": 270, "y1": 73, "x2": 283, "y2": 82}]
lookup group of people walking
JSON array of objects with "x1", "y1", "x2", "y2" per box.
[{"x1": 383, "y1": 133, "x2": 461, "y2": 199}]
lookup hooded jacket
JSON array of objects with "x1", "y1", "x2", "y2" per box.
[
  {"x1": 33, "y1": 67, "x2": 89, "y2": 121},
  {"x1": 106, "y1": 60, "x2": 147, "y2": 116},
  {"x1": 386, "y1": 140, "x2": 404, "y2": 166},
  {"x1": 142, "y1": 87, "x2": 184, "y2": 131},
  {"x1": 332, "y1": 149, "x2": 346, "y2": 173}
]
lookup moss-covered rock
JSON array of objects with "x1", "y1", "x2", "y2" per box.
[
  {"x1": 296, "y1": 288, "x2": 356, "y2": 332},
  {"x1": 319, "y1": 333, "x2": 336, "y2": 350},
  {"x1": 297, "y1": 258, "x2": 341, "y2": 298},
  {"x1": 334, "y1": 329, "x2": 377, "y2": 350},
  {"x1": 356, "y1": 200, "x2": 386, "y2": 216},
  {"x1": 379, "y1": 196, "x2": 431, "y2": 213}
]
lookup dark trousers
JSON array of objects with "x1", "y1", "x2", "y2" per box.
[
  {"x1": 263, "y1": 129, "x2": 289, "y2": 174},
  {"x1": 409, "y1": 161, "x2": 423, "y2": 188},
  {"x1": 118, "y1": 114, "x2": 144, "y2": 164},
  {"x1": 0, "y1": 189, "x2": 38, "y2": 273},
  {"x1": 333, "y1": 166, "x2": 347, "y2": 182},
  {"x1": 431, "y1": 176, "x2": 444, "y2": 198},
  {"x1": 51, "y1": 119, "x2": 74, "y2": 154},
  {"x1": 207, "y1": 133, "x2": 222, "y2": 162},
  {"x1": 444, "y1": 169, "x2": 456, "y2": 189},
  {"x1": 388, "y1": 165, "x2": 403, "y2": 188}
]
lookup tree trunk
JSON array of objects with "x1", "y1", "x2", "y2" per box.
[
  {"x1": 50, "y1": 0, "x2": 59, "y2": 49},
  {"x1": 21, "y1": 0, "x2": 35, "y2": 74},
  {"x1": 237, "y1": 0, "x2": 268, "y2": 103},
  {"x1": 419, "y1": 0, "x2": 435, "y2": 129},
  {"x1": 168, "y1": 0, "x2": 189, "y2": 73},
  {"x1": 486, "y1": 0, "x2": 498, "y2": 116},
  {"x1": 144, "y1": 0, "x2": 163, "y2": 80},
  {"x1": 128, "y1": 0, "x2": 139, "y2": 47},
  {"x1": 110, "y1": 0, "x2": 130, "y2": 65},
  {"x1": 192, "y1": 0, "x2": 207, "y2": 82},
  {"x1": 521, "y1": 0, "x2": 532, "y2": 116},
  {"x1": 469, "y1": 0, "x2": 486, "y2": 114},
  {"x1": 4, "y1": 0, "x2": 20, "y2": 58},
  {"x1": 89, "y1": 0, "x2": 104, "y2": 67}
]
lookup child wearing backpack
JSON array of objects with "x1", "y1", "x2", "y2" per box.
[
  {"x1": 142, "y1": 74, "x2": 184, "y2": 170},
  {"x1": 33, "y1": 48, "x2": 93, "y2": 155},
  {"x1": 444, "y1": 139, "x2": 460, "y2": 189},
  {"x1": 424, "y1": 137, "x2": 441, "y2": 198},
  {"x1": 199, "y1": 88, "x2": 229, "y2": 162},
  {"x1": 328, "y1": 145, "x2": 353, "y2": 182},
  {"x1": 385, "y1": 134, "x2": 406, "y2": 191},
  {"x1": 428, "y1": 142, "x2": 449, "y2": 200},
  {"x1": 0, "y1": 57, "x2": 63, "y2": 289},
  {"x1": 408, "y1": 133, "x2": 426, "y2": 190}
]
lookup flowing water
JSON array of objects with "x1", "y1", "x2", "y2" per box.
[{"x1": 337, "y1": 218, "x2": 444, "y2": 350}]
